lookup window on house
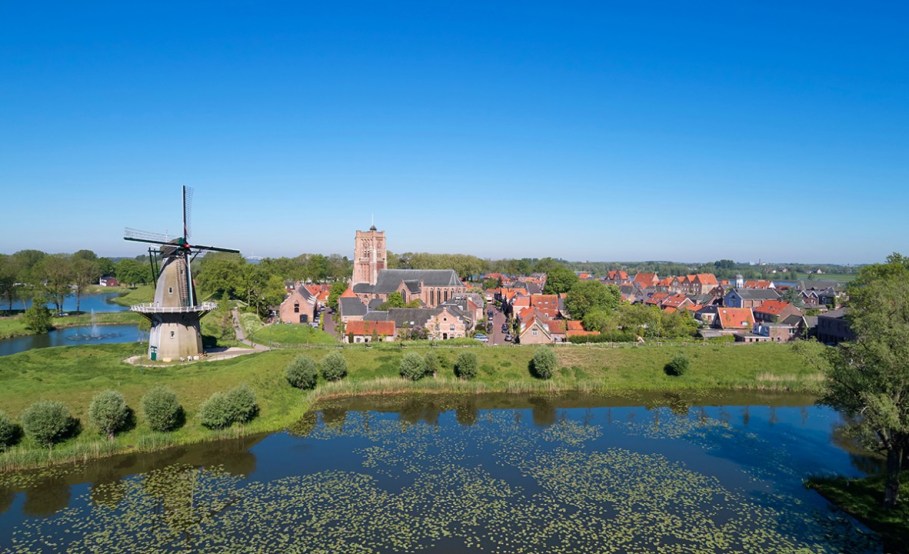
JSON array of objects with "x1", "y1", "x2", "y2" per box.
[
  {"x1": 294, "y1": 303, "x2": 300, "y2": 313},
  {"x1": 532, "y1": 329, "x2": 538, "y2": 336},
  {"x1": 450, "y1": 324, "x2": 455, "y2": 331},
  {"x1": 168, "y1": 287, "x2": 173, "y2": 294}
]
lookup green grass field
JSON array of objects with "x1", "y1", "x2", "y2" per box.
[
  {"x1": 0, "y1": 340, "x2": 828, "y2": 471},
  {"x1": 249, "y1": 323, "x2": 338, "y2": 345}
]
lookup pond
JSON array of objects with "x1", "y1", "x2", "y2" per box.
[
  {"x1": 0, "y1": 392, "x2": 885, "y2": 553},
  {"x1": 1, "y1": 292, "x2": 129, "y2": 314},
  {"x1": 0, "y1": 325, "x2": 144, "y2": 357}
]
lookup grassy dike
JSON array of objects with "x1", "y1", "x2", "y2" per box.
[{"x1": 0, "y1": 340, "x2": 827, "y2": 472}]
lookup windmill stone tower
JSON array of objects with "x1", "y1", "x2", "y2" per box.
[{"x1": 124, "y1": 187, "x2": 239, "y2": 361}]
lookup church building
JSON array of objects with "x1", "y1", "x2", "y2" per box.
[{"x1": 350, "y1": 226, "x2": 466, "y2": 308}]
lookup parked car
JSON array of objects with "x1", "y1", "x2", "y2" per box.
[
  {"x1": 502, "y1": 324, "x2": 509, "y2": 333},
  {"x1": 474, "y1": 333, "x2": 488, "y2": 342},
  {"x1": 504, "y1": 334, "x2": 513, "y2": 342}
]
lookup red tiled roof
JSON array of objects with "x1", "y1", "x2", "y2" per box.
[
  {"x1": 547, "y1": 320, "x2": 567, "y2": 334},
  {"x1": 696, "y1": 273, "x2": 718, "y2": 286},
  {"x1": 744, "y1": 280, "x2": 773, "y2": 289},
  {"x1": 716, "y1": 308, "x2": 755, "y2": 329},
  {"x1": 340, "y1": 287, "x2": 357, "y2": 298},
  {"x1": 567, "y1": 329, "x2": 600, "y2": 337},
  {"x1": 345, "y1": 320, "x2": 395, "y2": 336},
  {"x1": 566, "y1": 320, "x2": 585, "y2": 331},
  {"x1": 646, "y1": 292, "x2": 670, "y2": 305},
  {"x1": 754, "y1": 300, "x2": 794, "y2": 316},
  {"x1": 663, "y1": 306, "x2": 678, "y2": 313},
  {"x1": 661, "y1": 293, "x2": 691, "y2": 308},
  {"x1": 634, "y1": 272, "x2": 658, "y2": 287}
]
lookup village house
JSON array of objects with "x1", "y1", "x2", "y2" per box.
[
  {"x1": 714, "y1": 307, "x2": 756, "y2": 332},
  {"x1": 338, "y1": 288, "x2": 368, "y2": 323},
  {"x1": 344, "y1": 320, "x2": 396, "y2": 343},
  {"x1": 517, "y1": 312, "x2": 554, "y2": 344},
  {"x1": 364, "y1": 305, "x2": 471, "y2": 340},
  {"x1": 816, "y1": 308, "x2": 855, "y2": 345},
  {"x1": 99, "y1": 276, "x2": 119, "y2": 287},
  {"x1": 753, "y1": 300, "x2": 802, "y2": 324},
  {"x1": 723, "y1": 288, "x2": 781, "y2": 309},
  {"x1": 633, "y1": 272, "x2": 660, "y2": 290},
  {"x1": 278, "y1": 283, "x2": 318, "y2": 324}
]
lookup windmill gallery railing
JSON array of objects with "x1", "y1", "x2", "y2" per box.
[{"x1": 130, "y1": 302, "x2": 218, "y2": 314}]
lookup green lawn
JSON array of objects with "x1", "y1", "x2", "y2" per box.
[
  {"x1": 0, "y1": 340, "x2": 827, "y2": 471},
  {"x1": 249, "y1": 323, "x2": 338, "y2": 345},
  {"x1": 108, "y1": 285, "x2": 154, "y2": 306}
]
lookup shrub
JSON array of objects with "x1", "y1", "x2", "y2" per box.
[
  {"x1": 400, "y1": 352, "x2": 427, "y2": 381},
  {"x1": 225, "y1": 385, "x2": 259, "y2": 424},
  {"x1": 142, "y1": 387, "x2": 184, "y2": 432},
  {"x1": 424, "y1": 351, "x2": 440, "y2": 377},
  {"x1": 199, "y1": 392, "x2": 233, "y2": 430},
  {"x1": 0, "y1": 411, "x2": 22, "y2": 451},
  {"x1": 21, "y1": 401, "x2": 75, "y2": 447},
  {"x1": 530, "y1": 348, "x2": 557, "y2": 379},
  {"x1": 89, "y1": 390, "x2": 131, "y2": 439},
  {"x1": 664, "y1": 355, "x2": 689, "y2": 377},
  {"x1": 199, "y1": 386, "x2": 259, "y2": 430},
  {"x1": 321, "y1": 351, "x2": 348, "y2": 382},
  {"x1": 454, "y1": 352, "x2": 478, "y2": 380},
  {"x1": 285, "y1": 356, "x2": 319, "y2": 390}
]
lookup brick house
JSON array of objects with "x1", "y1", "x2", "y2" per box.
[
  {"x1": 753, "y1": 300, "x2": 802, "y2": 324},
  {"x1": 279, "y1": 283, "x2": 318, "y2": 324},
  {"x1": 518, "y1": 313, "x2": 554, "y2": 344}
]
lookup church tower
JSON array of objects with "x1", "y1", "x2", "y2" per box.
[{"x1": 353, "y1": 225, "x2": 386, "y2": 286}]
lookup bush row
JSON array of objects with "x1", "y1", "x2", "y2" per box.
[{"x1": 0, "y1": 384, "x2": 259, "y2": 451}]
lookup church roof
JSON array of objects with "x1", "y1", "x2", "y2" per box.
[{"x1": 372, "y1": 269, "x2": 461, "y2": 293}]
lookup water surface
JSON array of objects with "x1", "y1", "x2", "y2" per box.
[
  {"x1": 0, "y1": 392, "x2": 884, "y2": 553},
  {"x1": 0, "y1": 324, "x2": 144, "y2": 357}
]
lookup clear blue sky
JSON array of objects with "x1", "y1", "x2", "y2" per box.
[{"x1": 1, "y1": 1, "x2": 906, "y2": 264}]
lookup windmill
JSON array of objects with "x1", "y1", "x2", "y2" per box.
[{"x1": 124, "y1": 186, "x2": 239, "y2": 361}]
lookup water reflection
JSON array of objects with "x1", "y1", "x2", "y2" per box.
[{"x1": 0, "y1": 392, "x2": 886, "y2": 553}]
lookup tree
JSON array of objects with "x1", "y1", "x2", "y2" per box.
[
  {"x1": 381, "y1": 292, "x2": 405, "y2": 310},
  {"x1": 820, "y1": 253, "x2": 909, "y2": 509},
  {"x1": 88, "y1": 390, "x2": 130, "y2": 439},
  {"x1": 564, "y1": 281, "x2": 620, "y2": 321},
  {"x1": 321, "y1": 351, "x2": 348, "y2": 381},
  {"x1": 454, "y1": 352, "x2": 478, "y2": 380},
  {"x1": 327, "y1": 281, "x2": 348, "y2": 311},
  {"x1": 37, "y1": 254, "x2": 73, "y2": 315},
  {"x1": 21, "y1": 401, "x2": 75, "y2": 447},
  {"x1": 23, "y1": 296, "x2": 53, "y2": 333},
  {"x1": 285, "y1": 356, "x2": 319, "y2": 389},
  {"x1": 530, "y1": 348, "x2": 557, "y2": 379},
  {"x1": 142, "y1": 387, "x2": 184, "y2": 432},
  {"x1": 115, "y1": 258, "x2": 151, "y2": 286},
  {"x1": 0, "y1": 411, "x2": 22, "y2": 451},
  {"x1": 582, "y1": 309, "x2": 614, "y2": 333},
  {"x1": 400, "y1": 352, "x2": 427, "y2": 381},
  {"x1": 664, "y1": 355, "x2": 689, "y2": 376},
  {"x1": 543, "y1": 266, "x2": 579, "y2": 295},
  {"x1": 72, "y1": 257, "x2": 99, "y2": 313},
  {"x1": 0, "y1": 255, "x2": 18, "y2": 312}
]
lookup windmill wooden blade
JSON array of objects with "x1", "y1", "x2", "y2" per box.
[{"x1": 191, "y1": 244, "x2": 241, "y2": 253}]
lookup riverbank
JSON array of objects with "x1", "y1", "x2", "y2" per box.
[
  {"x1": 806, "y1": 475, "x2": 909, "y2": 551},
  {"x1": 0, "y1": 310, "x2": 142, "y2": 340},
  {"x1": 0, "y1": 340, "x2": 828, "y2": 472}
]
